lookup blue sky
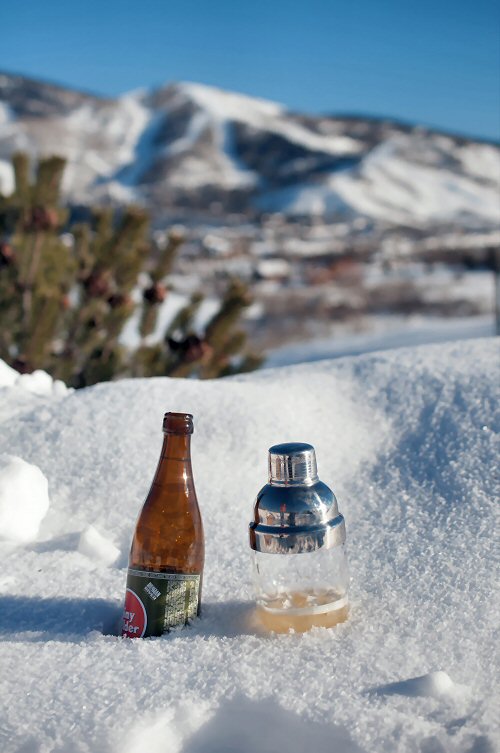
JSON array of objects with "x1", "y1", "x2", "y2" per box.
[{"x1": 2, "y1": 0, "x2": 499, "y2": 140}]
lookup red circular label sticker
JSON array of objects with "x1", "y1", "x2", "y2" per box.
[{"x1": 122, "y1": 589, "x2": 147, "y2": 638}]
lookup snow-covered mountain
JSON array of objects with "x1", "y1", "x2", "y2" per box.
[{"x1": 1, "y1": 72, "x2": 499, "y2": 228}]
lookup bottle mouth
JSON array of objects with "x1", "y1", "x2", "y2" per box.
[{"x1": 163, "y1": 412, "x2": 194, "y2": 435}]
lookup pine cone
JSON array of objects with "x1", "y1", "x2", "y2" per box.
[
  {"x1": 25, "y1": 206, "x2": 59, "y2": 232},
  {"x1": 11, "y1": 356, "x2": 30, "y2": 374},
  {"x1": 143, "y1": 283, "x2": 167, "y2": 304},
  {"x1": 168, "y1": 335, "x2": 212, "y2": 363},
  {"x1": 83, "y1": 270, "x2": 112, "y2": 298},
  {"x1": 108, "y1": 293, "x2": 132, "y2": 309},
  {"x1": 0, "y1": 242, "x2": 14, "y2": 267}
]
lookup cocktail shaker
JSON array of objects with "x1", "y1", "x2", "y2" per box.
[{"x1": 249, "y1": 442, "x2": 349, "y2": 632}]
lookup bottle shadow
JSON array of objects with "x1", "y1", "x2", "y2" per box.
[
  {"x1": 0, "y1": 594, "x2": 122, "y2": 643},
  {"x1": 189, "y1": 600, "x2": 263, "y2": 639},
  {"x1": 0, "y1": 595, "x2": 261, "y2": 643}
]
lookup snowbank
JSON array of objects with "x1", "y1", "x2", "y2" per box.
[
  {"x1": 0, "y1": 339, "x2": 498, "y2": 753},
  {"x1": 14, "y1": 369, "x2": 68, "y2": 397},
  {"x1": 0, "y1": 455, "x2": 50, "y2": 543},
  {"x1": 0, "y1": 358, "x2": 18, "y2": 387},
  {"x1": 0, "y1": 363, "x2": 71, "y2": 423}
]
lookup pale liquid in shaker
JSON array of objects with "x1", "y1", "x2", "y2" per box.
[{"x1": 256, "y1": 588, "x2": 349, "y2": 633}]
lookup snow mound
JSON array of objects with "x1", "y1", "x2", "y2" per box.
[
  {"x1": 0, "y1": 358, "x2": 17, "y2": 387},
  {"x1": 372, "y1": 671, "x2": 467, "y2": 700},
  {"x1": 0, "y1": 339, "x2": 498, "y2": 753},
  {"x1": 0, "y1": 454, "x2": 50, "y2": 542},
  {"x1": 0, "y1": 360, "x2": 72, "y2": 423},
  {"x1": 15, "y1": 369, "x2": 69, "y2": 396},
  {"x1": 0, "y1": 359, "x2": 71, "y2": 395},
  {"x1": 78, "y1": 525, "x2": 121, "y2": 567}
]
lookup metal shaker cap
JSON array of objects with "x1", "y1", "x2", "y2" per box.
[
  {"x1": 269, "y1": 442, "x2": 318, "y2": 486},
  {"x1": 250, "y1": 442, "x2": 346, "y2": 554}
]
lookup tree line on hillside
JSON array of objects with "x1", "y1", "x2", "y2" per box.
[{"x1": 0, "y1": 153, "x2": 263, "y2": 387}]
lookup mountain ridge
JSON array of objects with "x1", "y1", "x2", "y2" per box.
[
  {"x1": 2, "y1": 70, "x2": 497, "y2": 144},
  {"x1": 0, "y1": 71, "x2": 499, "y2": 229}
]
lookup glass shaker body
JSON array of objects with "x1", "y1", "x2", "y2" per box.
[
  {"x1": 249, "y1": 444, "x2": 349, "y2": 633},
  {"x1": 251, "y1": 545, "x2": 349, "y2": 632}
]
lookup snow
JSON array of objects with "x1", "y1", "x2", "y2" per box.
[
  {"x1": 0, "y1": 338, "x2": 498, "y2": 752},
  {"x1": 0, "y1": 455, "x2": 50, "y2": 543},
  {"x1": 119, "y1": 291, "x2": 223, "y2": 350},
  {"x1": 0, "y1": 88, "x2": 154, "y2": 203},
  {"x1": 0, "y1": 101, "x2": 15, "y2": 127},
  {"x1": 258, "y1": 179, "x2": 349, "y2": 218},
  {"x1": 165, "y1": 87, "x2": 260, "y2": 191},
  {"x1": 0, "y1": 358, "x2": 18, "y2": 387},
  {"x1": 179, "y1": 82, "x2": 363, "y2": 157},
  {"x1": 192, "y1": 297, "x2": 220, "y2": 333},
  {"x1": 2, "y1": 78, "x2": 499, "y2": 227},
  {"x1": 0, "y1": 99, "x2": 16, "y2": 194},
  {"x1": 340, "y1": 137, "x2": 500, "y2": 224},
  {"x1": 265, "y1": 315, "x2": 495, "y2": 368},
  {"x1": 163, "y1": 82, "x2": 363, "y2": 191},
  {"x1": 256, "y1": 258, "x2": 291, "y2": 278},
  {"x1": 119, "y1": 290, "x2": 189, "y2": 350},
  {"x1": 0, "y1": 364, "x2": 72, "y2": 424},
  {"x1": 179, "y1": 82, "x2": 284, "y2": 122},
  {"x1": 260, "y1": 135, "x2": 500, "y2": 226},
  {"x1": 372, "y1": 671, "x2": 468, "y2": 701},
  {"x1": 0, "y1": 158, "x2": 14, "y2": 195},
  {"x1": 78, "y1": 525, "x2": 120, "y2": 567},
  {"x1": 457, "y1": 143, "x2": 500, "y2": 183},
  {"x1": 15, "y1": 369, "x2": 69, "y2": 397}
]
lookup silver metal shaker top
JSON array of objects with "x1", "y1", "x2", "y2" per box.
[
  {"x1": 249, "y1": 442, "x2": 346, "y2": 554},
  {"x1": 269, "y1": 442, "x2": 318, "y2": 486}
]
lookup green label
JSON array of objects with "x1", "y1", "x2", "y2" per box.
[{"x1": 122, "y1": 569, "x2": 200, "y2": 638}]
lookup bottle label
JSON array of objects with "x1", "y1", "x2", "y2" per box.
[{"x1": 122, "y1": 569, "x2": 201, "y2": 638}]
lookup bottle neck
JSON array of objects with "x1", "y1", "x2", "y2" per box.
[{"x1": 153, "y1": 432, "x2": 193, "y2": 487}]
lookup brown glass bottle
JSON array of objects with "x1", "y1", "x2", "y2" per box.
[{"x1": 122, "y1": 412, "x2": 204, "y2": 638}]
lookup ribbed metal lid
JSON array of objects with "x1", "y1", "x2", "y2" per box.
[{"x1": 268, "y1": 442, "x2": 318, "y2": 486}]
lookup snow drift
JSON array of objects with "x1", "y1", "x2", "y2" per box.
[
  {"x1": 0, "y1": 455, "x2": 50, "y2": 543},
  {"x1": 0, "y1": 338, "x2": 498, "y2": 753}
]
